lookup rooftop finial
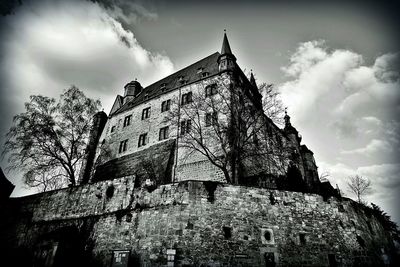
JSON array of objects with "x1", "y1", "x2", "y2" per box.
[
  {"x1": 224, "y1": 29, "x2": 226, "y2": 33},
  {"x1": 285, "y1": 107, "x2": 288, "y2": 115}
]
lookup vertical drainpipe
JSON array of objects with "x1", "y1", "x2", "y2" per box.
[{"x1": 172, "y1": 82, "x2": 183, "y2": 184}]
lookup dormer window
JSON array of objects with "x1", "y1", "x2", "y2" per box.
[{"x1": 178, "y1": 76, "x2": 187, "y2": 84}]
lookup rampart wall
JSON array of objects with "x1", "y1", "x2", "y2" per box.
[{"x1": 0, "y1": 177, "x2": 395, "y2": 267}]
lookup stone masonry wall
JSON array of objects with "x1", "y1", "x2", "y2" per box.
[{"x1": 1, "y1": 178, "x2": 395, "y2": 267}]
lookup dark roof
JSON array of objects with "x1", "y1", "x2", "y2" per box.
[
  {"x1": 221, "y1": 32, "x2": 233, "y2": 55},
  {"x1": 114, "y1": 52, "x2": 221, "y2": 115}
]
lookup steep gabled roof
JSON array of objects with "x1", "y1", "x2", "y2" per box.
[
  {"x1": 109, "y1": 95, "x2": 124, "y2": 115},
  {"x1": 221, "y1": 32, "x2": 233, "y2": 55},
  {"x1": 113, "y1": 52, "x2": 221, "y2": 115}
]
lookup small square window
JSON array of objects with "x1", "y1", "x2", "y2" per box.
[
  {"x1": 205, "y1": 83, "x2": 217, "y2": 97},
  {"x1": 181, "y1": 92, "x2": 193, "y2": 105},
  {"x1": 111, "y1": 126, "x2": 116, "y2": 133},
  {"x1": 160, "y1": 83, "x2": 167, "y2": 91},
  {"x1": 161, "y1": 99, "x2": 171, "y2": 112},
  {"x1": 123, "y1": 115, "x2": 132, "y2": 127},
  {"x1": 202, "y1": 72, "x2": 209, "y2": 78},
  {"x1": 205, "y1": 112, "x2": 218, "y2": 127},
  {"x1": 159, "y1": 126, "x2": 169, "y2": 141},
  {"x1": 138, "y1": 133, "x2": 148, "y2": 147},
  {"x1": 142, "y1": 107, "x2": 151, "y2": 120},
  {"x1": 119, "y1": 139, "x2": 128, "y2": 153}
]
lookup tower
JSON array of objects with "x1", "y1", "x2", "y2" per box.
[
  {"x1": 124, "y1": 80, "x2": 142, "y2": 103},
  {"x1": 218, "y1": 31, "x2": 237, "y2": 71},
  {"x1": 79, "y1": 110, "x2": 108, "y2": 184}
]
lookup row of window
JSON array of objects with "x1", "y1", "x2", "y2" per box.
[
  {"x1": 117, "y1": 112, "x2": 218, "y2": 153},
  {"x1": 116, "y1": 84, "x2": 218, "y2": 131},
  {"x1": 118, "y1": 126, "x2": 171, "y2": 153}
]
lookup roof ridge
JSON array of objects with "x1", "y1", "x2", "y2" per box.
[{"x1": 142, "y1": 51, "x2": 220, "y2": 89}]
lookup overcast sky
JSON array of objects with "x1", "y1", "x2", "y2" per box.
[{"x1": 0, "y1": 0, "x2": 399, "y2": 223}]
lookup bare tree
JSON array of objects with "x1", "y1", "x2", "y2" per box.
[
  {"x1": 2, "y1": 86, "x2": 101, "y2": 190},
  {"x1": 166, "y1": 74, "x2": 289, "y2": 184},
  {"x1": 347, "y1": 175, "x2": 371, "y2": 204},
  {"x1": 259, "y1": 83, "x2": 285, "y2": 127}
]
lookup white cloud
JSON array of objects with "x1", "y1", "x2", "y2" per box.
[
  {"x1": 0, "y1": 0, "x2": 174, "y2": 113},
  {"x1": 341, "y1": 139, "x2": 392, "y2": 156},
  {"x1": 279, "y1": 40, "x2": 400, "y2": 223},
  {"x1": 319, "y1": 161, "x2": 400, "y2": 223},
  {"x1": 0, "y1": 0, "x2": 174, "y2": 196}
]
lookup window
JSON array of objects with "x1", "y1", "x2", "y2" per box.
[
  {"x1": 202, "y1": 72, "x2": 209, "y2": 78},
  {"x1": 261, "y1": 229, "x2": 274, "y2": 244},
  {"x1": 328, "y1": 254, "x2": 337, "y2": 267},
  {"x1": 205, "y1": 83, "x2": 217, "y2": 97},
  {"x1": 161, "y1": 99, "x2": 171, "y2": 112},
  {"x1": 142, "y1": 107, "x2": 151, "y2": 120},
  {"x1": 180, "y1": 119, "x2": 192, "y2": 135},
  {"x1": 138, "y1": 133, "x2": 147, "y2": 147},
  {"x1": 223, "y1": 226, "x2": 232, "y2": 239},
  {"x1": 205, "y1": 112, "x2": 218, "y2": 127},
  {"x1": 123, "y1": 115, "x2": 132, "y2": 127},
  {"x1": 181, "y1": 92, "x2": 193, "y2": 105},
  {"x1": 160, "y1": 83, "x2": 167, "y2": 91},
  {"x1": 299, "y1": 233, "x2": 306, "y2": 245},
  {"x1": 264, "y1": 231, "x2": 271, "y2": 241},
  {"x1": 111, "y1": 126, "x2": 116, "y2": 133},
  {"x1": 159, "y1": 126, "x2": 169, "y2": 141},
  {"x1": 356, "y1": 235, "x2": 365, "y2": 248},
  {"x1": 119, "y1": 139, "x2": 128, "y2": 153}
]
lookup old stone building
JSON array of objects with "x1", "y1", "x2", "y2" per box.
[
  {"x1": 80, "y1": 32, "x2": 320, "y2": 193},
  {"x1": 0, "y1": 33, "x2": 398, "y2": 267}
]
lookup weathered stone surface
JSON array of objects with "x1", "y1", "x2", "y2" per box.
[
  {"x1": 93, "y1": 139, "x2": 175, "y2": 185},
  {"x1": 0, "y1": 178, "x2": 395, "y2": 266}
]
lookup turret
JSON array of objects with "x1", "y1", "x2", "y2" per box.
[
  {"x1": 79, "y1": 110, "x2": 108, "y2": 184},
  {"x1": 218, "y1": 31, "x2": 237, "y2": 71},
  {"x1": 124, "y1": 79, "x2": 142, "y2": 103},
  {"x1": 249, "y1": 70, "x2": 258, "y2": 90},
  {"x1": 284, "y1": 109, "x2": 302, "y2": 144}
]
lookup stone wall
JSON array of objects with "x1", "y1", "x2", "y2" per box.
[
  {"x1": 93, "y1": 139, "x2": 175, "y2": 184},
  {"x1": 1, "y1": 177, "x2": 396, "y2": 267}
]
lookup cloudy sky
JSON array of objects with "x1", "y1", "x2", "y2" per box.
[{"x1": 0, "y1": 0, "x2": 399, "y2": 222}]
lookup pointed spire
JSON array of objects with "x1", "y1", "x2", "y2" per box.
[
  {"x1": 221, "y1": 29, "x2": 233, "y2": 55},
  {"x1": 250, "y1": 70, "x2": 257, "y2": 89},
  {"x1": 284, "y1": 108, "x2": 291, "y2": 127}
]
